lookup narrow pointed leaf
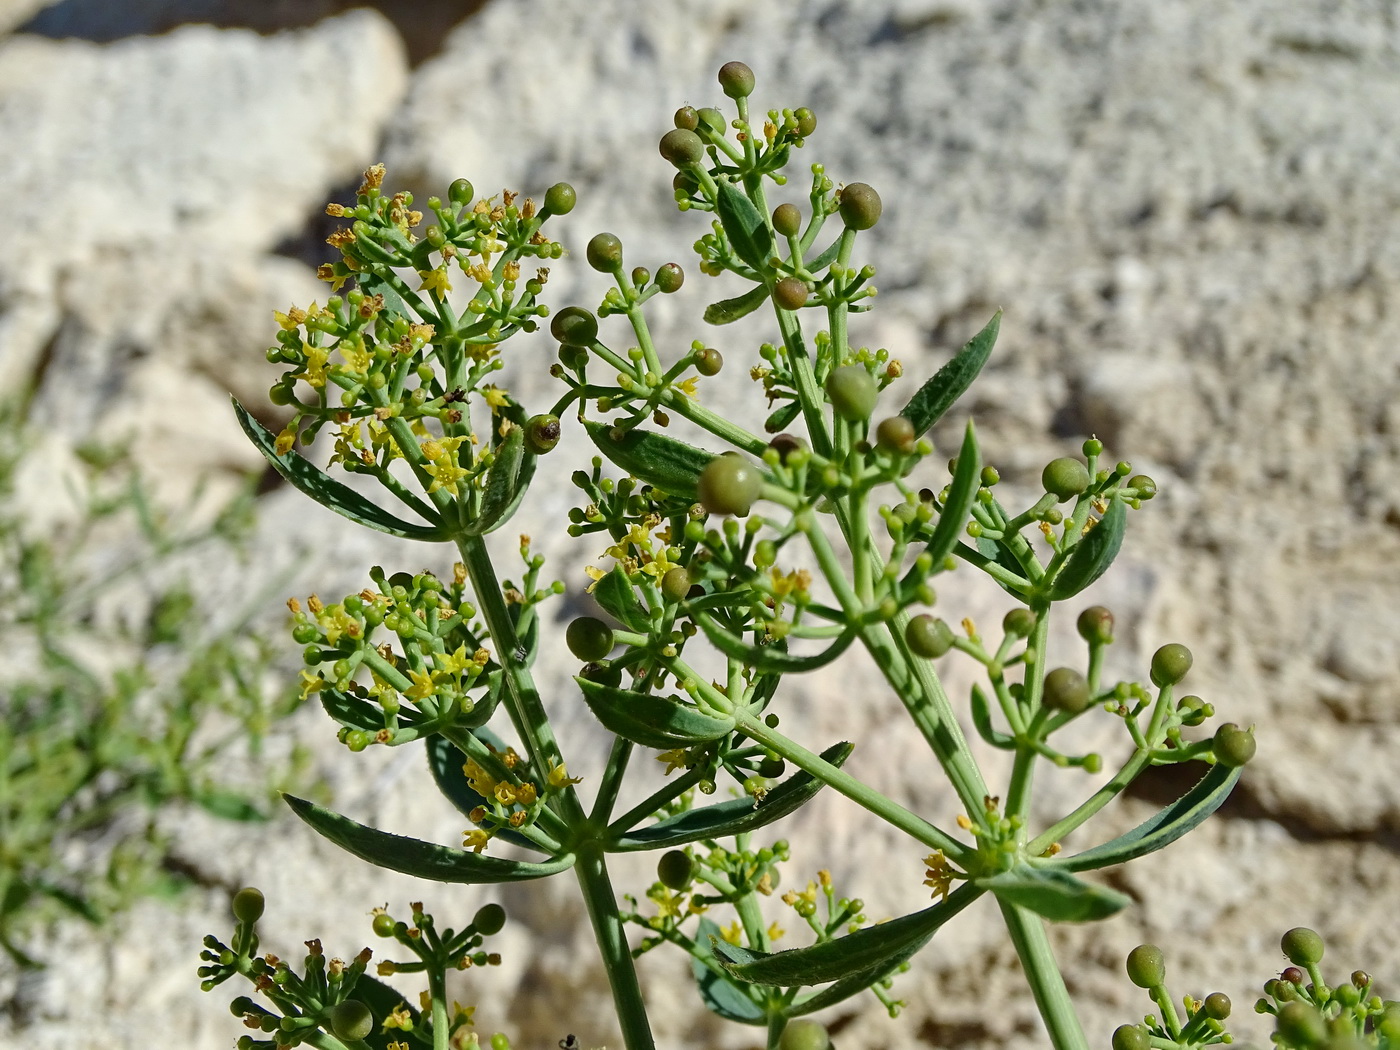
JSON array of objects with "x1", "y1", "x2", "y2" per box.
[
  {"x1": 611, "y1": 742, "x2": 853, "y2": 850},
  {"x1": 1054, "y1": 763, "x2": 1242, "y2": 873},
  {"x1": 969, "y1": 684, "x2": 1016, "y2": 749},
  {"x1": 283, "y1": 794, "x2": 573, "y2": 882},
  {"x1": 594, "y1": 567, "x2": 650, "y2": 633},
  {"x1": 803, "y1": 239, "x2": 842, "y2": 273},
  {"x1": 692, "y1": 918, "x2": 767, "y2": 1024},
  {"x1": 923, "y1": 423, "x2": 980, "y2": 567},
  {"x1": 900, "y1": 310, "x2": 1001, "y2": 434},
  {"x1": 764, "y1": 401, "x2": 802, "y2": 433},
  {"x1": 233, "y1": 398, "x2": 446, "y2": 541},
  {"x1": 426, "y1": 731, "x2": 540, "y2": 851},
  {"x1": 716, "y1": 180, "x2": 773, "y2": 273},
  {"x1": 470, "y1": 423, "x2": 527, "y2": 535},
  {"x1": 1045, "y1": 496, "x2": 1126, "y2": 601},
  {"x1": 704, "y1": 284, "x2": 769, "y2": 325},
  {"x1": 584, "y1": 421, "x2": 715, "y2": 502},
  {"x1": 695, "y1": 612, "x2": 855, "y2": 673},
  {"x1": 976, "y1": 863, "x2": 1129, "y2": 922},
  {"x1": 576, "y1": 677, "x2": 734, "y2": 750}
]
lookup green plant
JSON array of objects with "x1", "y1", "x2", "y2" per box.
[
  {"x1": 202, "y1": 63, "x2": 1257, "y2": 1050},
  {"x1": 0, "y1": 404, "x2": 304, "y2": 967}
]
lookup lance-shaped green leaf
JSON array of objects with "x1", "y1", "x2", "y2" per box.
[
  {"x1": 713, "y1": 881, "x2": 983, "y2": 987},
  {"x1": 900, "y1": 310, "x2": 1001, "y2": 435},
  {"x1": 584, "y1": 421, "x2": 715, "y2": 502},
  {"x1": 577, "y1": 677, "x2": 734, "y2": 750},
  {"x1": 425, "y1": 730, "x2": 541, "y2": 851},
  {"x1": 1045, "y1": 496, "x2": 1126, "y2": 601},
  {"x1": 764, "y1": 401, "x2": 802, "y2": 433},
  {"x1": 704, "y1": 284, "x2": 769, "y2": 325},
  {"x1": 923, "y1": 422, "x2": 981, "y2": 567},
  {"x1": 716, "y1": 180, "x2": 773, "y2": 273},
  {"x1": 611, "y1": 742, "x2": 853, "y2": 850},
  {"x1": 233, "y1": 398, "x2": 447, "y2": 541},
  {"x1": 975, "y1": 863, "x2": 1129, "y2": 922},
  {"x1": 969, "y1": 684, "x2": 1016, "y2": 750},
  {"x1": 593, "y1": 567, "x2": 650, "y2": 633},
  {"x1": 803, "y1": 238, "x2": 842, "y2": 274},
  {"x1": 283, "y1": 794, "x2": 573, "y2": 882},
  {"x1": 691, "y1": 918, "x2": 768, "y2": 1025},
  {"x1": 695, "y1": 612, "x2": 855, "y2": 674},
  {"x1": 471, "y1": 422, "x2": 527, "y2": 536},
  {"x1": 1052, "y1": 763, "x2": 1242, "y2": 873}
]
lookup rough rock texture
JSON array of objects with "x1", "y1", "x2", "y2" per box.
[{"x1": 3, "y1": 1, "x2": 1400, "y2": 1049}]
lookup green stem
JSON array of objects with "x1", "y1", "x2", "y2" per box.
[
  {"x1": 575, "y1": 844, "x2": 655, "y2": 1050},
  {"x1": 1026, "y1": 748, "x2": 1151, "y2": 856},
  {"x1": 427, "y1": 965, "x2": 450, "y2": 1050},
  {"x1": 999, "y1": 900, "x2": 1088, "y2": 1050}
]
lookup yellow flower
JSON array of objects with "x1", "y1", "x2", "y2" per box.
[
  {"x1": 676, "y1": 376, "x2": 699, "y2": 398},
  {"x1": 298, "y1": 671, "x2": 326, "y2": 699},
  {"x1": 275, "y1": 424, "x2": 297, "y2": 457},
  {"x1": 382, "y1": 1003, "x2": 415, "y2": 1030},
  {"x1": 583, "y1": 565, "x2": 606, "y2": 593},
  {"x1": 404, "y1": 668, "x2": 436, "y2": 701},
  {"x1": 274, "y1": 305, "x2": 307, "y2": 331},
  {"x1": 655, "y1": 749, "x2": 689, "y2": 775},
  {"x1": 767, "y1": 922, "x2": 785, "y2": 942},
  {"x1": 481, "y1": 385, "x2": 510, "y2": 409},
  {"x1": 419, "y1": 267, "x2": 453, "y2": 296},
  {"x1": 424, "y1": 457, "x2": 469, "y2": 496},
  {"x1": 298, "y1": 343, "x2": 330, "y2": 388},
  {"x1": 720, "y1": 922, "x2": 743, "y2": 945},
  {"x1": 437, "y1": 643, "x2": 472, "y2": 677},
  {"x1": 547, "y1": 763, "x2": 582, "y2": 789},
  {"x1": 923, "y1": 851, "x2": 954, "y2": 901},
  {"x1": 462, "y1": 829, "x2": 490, "y2": 853},
  {"x1": 463, "y1": 759, "x2": 497, "y2": 797}
]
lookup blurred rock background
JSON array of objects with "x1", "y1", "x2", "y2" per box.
[{"x1": 2, "y1": 1, "x2": 1398, "y2": 1048}]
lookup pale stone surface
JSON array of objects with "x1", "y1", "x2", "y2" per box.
[{"x1": 4, "y1": 1, "x2": 1400, "y2": 1049}]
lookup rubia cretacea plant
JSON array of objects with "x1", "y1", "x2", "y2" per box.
[{"x1": 205, "y1": 61, "x2": 1256, "y2": 1050}]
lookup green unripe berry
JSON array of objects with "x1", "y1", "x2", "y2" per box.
[
  {"x1": 697, "y1": 455, "x2": 764, "y2": 517},
  {"x1": 1126, "y1": 944, "x2": 1166, "y2": 988},
  {"x1": 718, "y1": 60, "x2": 756, "y2": 98},
  {"x1": 372, "y1": 912, "x2": 397, "y2": 938},
  {"x1": 767, "y1": 432, "x2": 806, "y2": 463},
  {"x1": 474, "y1": 903, "x2": 506, "y2": 935},
  {"x1": 1042, "y1": 457, "x2": 1091, "y2": 501},
  {"x1": 1281, "y1": 927, "x2": 1325, "y2": 966},
  {"x1": 773, "y1": 203, "x2": 802, "y2": 237},
  {"x1": 875, "y1": 415, "x2": 917, "y2": 455},
  {"x1": 825, "y1": 365, "x2": 878, "y2": 421},
  {"x1": 448, "y1": 178, "x2": 474, "y2": 206},
  {"x1": 1112, "y1": 1025, "x2": 1151, "y2": 1050},
  {"x1": 550, "y1": 306, "x2": 598, "y2": 346},
  {"x1": 330, "y1": 1000, "x2": 373, "y2": 1043},
  {"x1": 1076, "y1": 605, "x2": 1114, "y2": 645},
  {"x1": 838, "y1": 182, "x2": 882, "y2": 230},
  {"x1": 773, "y1": 276, "x2": 809, "y2": 311},
  {"x1": 698, "y1": 107, "x2": 726, "y2": 133},
  {"x1": 291, "y1": 622, "x2": 319, "y2": 644},
  {"x1": 587, "y1": 233, "x2": 624, "y2": 272},
  {"x1": 543, "y1": 182, "x2": 576, "y2": 215},
  {"x1": 1204, "y1": 992, "x2": 1232, "y2": 1020},
  {"x1": 656, "y1": 262, "x2": 684, "y2": 293},
  {"x1": 566, "y1": 617, "x2": 615, "y2": 662},
  {"x1": 1276, "y1": 1002, "x2": 1327, "y2": 1047},
  {"x1": 906, "y1": 615, "x2": 955, "y2": 658},
  {"x1": 524, "y1": 414, "x2": 561, "y2": 455},
  {"x1": 630, "y1": 266, "x2": 650, "y2": 289},
  {"x1": 1150, "y1": 643, "x2": 1193, "y2": 686},
  {"x1": 659, "y1": 128, "x2": 705, "y2": 167},
  {"x1": 1213, "y1": 723, "x2": 1256, "y2": 767},
  {"x1": 491, "y1": 1035, "x2": 510, "y2": 1050},
  {"x1": 268, "y1": 381, "x2": 295, "y2": 406},
  {"x1": 661, "y1": 567, "x2": 691, "y2": 604},
  {"x1": 1043, "y1": 667, "x2": 1091, "y2": 713},
  {"x1": 778, "y1": 1019, "x2": 830, "y2": 1050},
  {"x1": 794, "y1": 107, "x2": 817, "y2": 136},
  {"x1": 1129, "y1": 474, "x2": 1157, "y2": 500},
  {"x1": 232, "y1": 887, "x2": 265, "y2": 924},
  {"x1": 674, "y1": 106, "x2": 699, "y2": 130},
  {"x1": 694, "y1": 347, "x2": 723, "y2": 376},
  {"x1": 1003, "y1": 608, "x2": 1035, "y2": 638},
  {"x1": 657, "y1": 850, "x2": 694, "y2": 890}
]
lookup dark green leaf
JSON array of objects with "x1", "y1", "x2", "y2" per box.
[
  {"x1": 594, "y1": 567, "x2": 650, "y2": 633},
  {"x1": 1053, "y1": 763, "x2": 1242, "y2": 873},
  {"x1": 695, "y1": 612, "x2": 854, "y2": 674},
  {"x1": 232, "y1": 398, "x2": 446, "y2": 541},
  {"x1": 584, "y1": 421, "x2": 715, "y2": 502},
  {"x1": 923, "y1": 423, "x2": 981, "y2": 567},
  {"x1": 715, "y1": 180, "x2": 773, "y2": 273},
  {"x1": 1045, "y1": 496, "x2": 1126, "y2": 601},
  {"x1": 900, "y1": 310, "x2": 1001, "y2": 434},
  {"x1": 976, "y1": 863, "x2": 1129, "y2": 922},
  {"x1": 969, "y1": 684, "x2": 1016, "y2": 749},
  {"x1": 472, "y1": 423, "x2": 526, "y2": 536},
  {"x1": 576, "y1": 677, "x2": 733, "y2": 750},
  {"x1": 320, "y1": 687, "x2": 387, "y2": 733},
  {"x1": 283, "y1": 795, "x2": 573, "y2": 882},
  {"x1": 191, "y1": 788, "x2": 267, "y2": 822},
  {"x1": 425, "y1": 731, "x2": 540, "y2": 851},
  {"x1": 803, "y1": 239, "x2": 841, "y2": 273},
  {"x1": 764, "y1": 401, "x2": 803, "y2": 434},
  {"x1": 692, "y1": 918, "x2": 768, "y2": 1024},
  {"x1": 703, "y1": 284, "x2": 769, "y2": 326},
  {"x1": 611, "y1": 743, "x2": 852, "y2": 850}
]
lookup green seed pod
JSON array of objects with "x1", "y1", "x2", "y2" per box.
[
  {"x1": 1177, "y1": 694, "x2": 1208, "y2": 726},
  {"x1": 906, "y1": 615, "x2": 955, "y2": 659},
  {"x1": 1129, "y1": 474, "x2": 1157, "y2": 500},
  {"x1": 566, "y1": 617, "x2": 615, "y2": 662},
  {"x1": 231, "y1": 887, "x2": 265, "y2": 924},
  {"x1": 698, "y1": 107, "x2": 726, "y2": 133},
  {"x1": 1281, "y1": 927, "x2": 1324, "y2": 967},
  {"x1": 773, "y1": 276, "x2": 809, "y2": 311},
  {"x1": 875, "y1": 415, "x2": 917, "y2": 455},
  {"x1": 1111, "y1": 1025, "x2": 1151, "y2": 1050},
  {"x1": 674, "y1": 106, "x2": 699, "y2": 130},
  {"x1": 838, "y1": 182, "x2": 882, "y2": 230},
  {"x1": 1150, "y1": 643, "x2": 1193, "y2": 687},
  {"x1": 694, "y1": 347, "x2": 723, "y2": 376},
  {"x1": 1043, "y1": 667, "x2": 1091, "y2": 713},
  {"x1": 659, "y1": 128, "x2": 705, "y2": 167},
  {"x1": 550, "y1": 306, "x2": 598, "y2": 346},
  {"x1": 1204, "y1": 992, "x2": 1232, "y2": 1020},
  {"x1": 524, "y1": 414, "x2": 561, "y2": 455},
  {"x1": 778, "y1": 1019, "x2": 830, "y2": 1050},
  {"x1": 1042, "y1": 457, "x2": 1091, "y2": 502},
  {"x1": 587, "y1": 233, "x2": 624, "y2": 272},
  {"x1": 1213, "y1": 723, "x2": 1256, "y2": 767},
  {"x1": 657, "y1": 850, "x2": 694, "y2": 890},
  {"x1": 697, "y1": 454, "x2": 764, "y2": 516},
  {"x1": 631, "y1": 266, "x2": 651, "y2": 289},
  {"x1": 718, "y1": 60, "x2": 756, "y2": 98},
  {"x1": 330, "y1": 1000, "x2": 374, "y2": 1043},
  {"x1": 1003, "y1": 608, "x2": 1036, "y2": 638},
  {"x1": 543, "y1": 182, "x2": 576, "y2": 216},
  {"x1": 661, "y1": 567, "x2": 691, "y2": 604},
  {"x1": 372, "y1": 912, "x2": 396, "y2": 938},
  {"x1": 448, "y1": 178, "x2": 474, "y2": 206},
  {"x1": 825, "y1": 365, "x2": 878, "y2": 422},
  {"x1": 772, "y1": 202, "x2": 802, "y2": 237},
  {"x1": 1276, "y1": 1002, "x2": 1327, "y2": 1047},
  {"x1": 1076, "y1": 605, "x2": 1115, "y2": 645},
  {"x1": 1126, "y1": 944, "x2": 1166, "y2": 988},
  {"x1": 656, "y1": 262, "x2": 685, "y2": 293},
  {"x1": 474, "y1": 903, "x2": 507, "y2": 935},
  {"x1": 794, "y1": 107, "x2": 817, "y2": 137}
]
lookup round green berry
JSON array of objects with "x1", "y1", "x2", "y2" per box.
[
  {"x1": 674, "y1": 106, "x2": 699, "y2": 130},
  {"x1": 698, "y1": 107, "x2": 726, "y2": 133},
  {"x1": 372, "y1": 912, "x2": 397, "y2": 938},
  {"x1": 767, "y1": 432, "x2": 807, "y2": 463},
  {"x1": 1126, "y1": 944, "x2": 1166, "y2": 988},
  {"x1": 1129, "y1": 474, "x2": 1157, "y2": 500},
  {"x1": 661, "y1": 567, "x2": 691, "y2": 604},
  {"x1": 550, "y1": 306, "x2": 598, "y2": 346},
  {"x1": 718, "y1": 60, "x2": 756, "y2": 98},
  {"x1": 232, "y1": 887, "x2": 265, "y2": 924},
  {"x1": 778, "y1": 1019, "x2": 830, "y2": 1050},
  {"x1": 794, "y1": 107, "x2": 817, "y2": 136},
  {"x1": 1042, "y1": 457, "x2": 1091, "y2": 501},
  {"x1": 1213, "y1": 723, "x2": 1256, "y2": 767},
  {"x1": 330, "y1": 1000, "x2": 374, "y2": 1042},
  {"x1": 524, "y1": 414, "x2": 561, "y2": 455},
  {"x1": 1076, "y1": 606, "x2": 1114, "y2": 645},
  {"x1": 587, "y1": 233, "x2": 624, "y2": 272},
  {"x1": 1003, "y1": 608, "x2": 1036, "y2": 638},
  {"x1": 543, "y1": 182, "x2": 576, "y2": 216},
  {"x1": 630, "y1": 266, "x2": 650, "y2": 289},
  {"x1": 1112, "y1": 1026, "x2": 1151, "y2": 1050},
  {"x1": 656, "y1": 262, "x2": 684, "y2": 293},
  {"x1": 694, "y1": 347, "x2": 723, "y2": 376},
  {"x1": 474, "y1": 903, "x2": 506, "y2": 935},
  {"x1": 566, "y1": 617, "x2": 615, "y2": 662},
  {"x1": 875, "y1": 415, "x2": 916, "y2": 455},
  {"x1": 773, "y1": 276, "x2": 809, "y2": 311},
  {"x1": 448, "y1": 178, "x2": 474, "y2": 206},
  {"x1": 906, "y1": 615, "x2": 955, "y2": 659},
  {"x1": 268, "y1": 381, "x2": 295, "y2": 406},
  {"x1": 1276, "y1": 1002, "x2": 1327, "y2": 1047},
  {"x1": 1281, "y1": 927, "x2": 1324, "y2": 967},
  {"x1": 825, "y1": 365, "x2": 878, "y2": 422},
  {"x1": 1150, "y1": 643, "x2": 1193, "y2": 686},
  {"x1": 1043, "y1": 667, "x2": 1091, "y2": 713},
  {"x1": 697, "y1": 454, "x2": 764, "y2": 517},
  {"x1": 656, "y1": 850, "x2": 694, "y2": 890},
  {"x1": 772, "y1": 203, "x2": 802, "y2": 237},
  {"x1": 838, "y1": 182, "x2": 882, "y2": 230},
  {"x1": 659, "y1": 128, "x2": 705, "y2": 167},
  {"x1": 1204, "y1": 992, "x2": 1231, "y2": 1020}
]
